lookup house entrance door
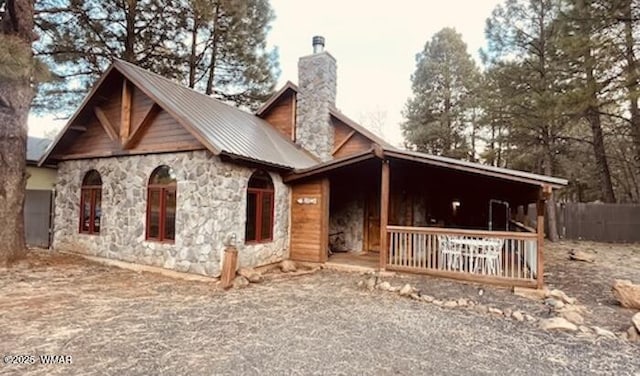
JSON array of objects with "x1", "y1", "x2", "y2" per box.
[{"x1": 365, "y1": 191, "x2": 380, "y2": 252}]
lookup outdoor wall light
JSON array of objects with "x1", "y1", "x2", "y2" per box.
[{"x1": 452, "y1": 200, "x2": 461, "y2": 215}]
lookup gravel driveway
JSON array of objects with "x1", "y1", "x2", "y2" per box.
[{"x1": 1, "y1": 252, "x2": 638, "y2": 375}]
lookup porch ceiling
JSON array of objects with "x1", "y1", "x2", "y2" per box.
[{"x1": 284, "y1": 147, "x2": 568, "y2": 190}]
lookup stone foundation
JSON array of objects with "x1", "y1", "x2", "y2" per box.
[{"x1": 53, "y1": 150, "x2": 290, "y2": 277}]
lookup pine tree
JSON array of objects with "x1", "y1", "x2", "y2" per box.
[
  {"x1": 610, "y1": 0, "x2": 640, "y2": 185},
  {"x1": 557, "y1": 0, "x2": 618, "y2": 203},
  {"x1": 0, "y1": 0, "x2": 37, "y2": 265},
  {"x1": 183, "y1": 0, "x2": 279, "y2": 110},
  {"x1": 402, "y1": 27, "x2": 480, "y2": 160},
  {"x1": 477, "y1": 65, "x2": 515, "y2": 168},
  {"x1": 483, "y1": 0, "x2": 567, "y2": 240},
  {"x1": 35, "y1": 0, "x2": 185, "y2": 114},
  {"x1": 34, "y1": 0, "x2": 279, "y2": 114}
]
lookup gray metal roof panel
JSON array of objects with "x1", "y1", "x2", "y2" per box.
[
  {"x1": 27, "y1": 137, "x2": 52, "y2": 163},
  {"x1": 384, "y1": 148, "x2": 568, "y2": 187},
  {"x1": 114, "y1": 60, "x2": 318, "y2": 170},
  {"x1": 287, "y1": 147, "x2": 568, "y2": 188}
]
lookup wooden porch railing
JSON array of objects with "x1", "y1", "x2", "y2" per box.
[{"x1": 386, "y1": 226, "x2": 540, "y2": 288}]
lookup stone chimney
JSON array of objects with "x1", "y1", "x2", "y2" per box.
[{"x1": 296, "y1": 36, "x2": 336, "y2": 161}]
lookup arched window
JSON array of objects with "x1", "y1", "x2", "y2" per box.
[
  {"x1": 79, "y1": 170, "x2": 102, "y2": 234},
  {"x1": 146, "y1": 165, "x2": 177, "y2": 242},
  {"x1": 246, "y1": 170, "x2": 274, "y2": 243}
]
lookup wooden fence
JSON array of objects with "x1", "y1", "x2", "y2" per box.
[
  {"x1": 386, "y1": 226, "x2": 540, "y2": 288},
  {"x1": 558, "y1": 203, "x2": 640, "y2": 243},
  {"x1": 529, "y1": 202, "x2": 640, "y2": 243},
  {"x1": 24, "y1": 189, "x2": 54, "y2": 248}
]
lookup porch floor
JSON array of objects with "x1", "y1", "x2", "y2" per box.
[{"x1": 326, "y1": 252, "x2": 379, "y2": 272}]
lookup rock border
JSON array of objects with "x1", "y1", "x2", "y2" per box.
[{"x1": 357, "y1": 273, "x2": 638, "y2": 344}]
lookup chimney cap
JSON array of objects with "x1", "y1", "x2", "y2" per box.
[{"x1": 312, "y1": 35, "x2": 325, "y2": 53}]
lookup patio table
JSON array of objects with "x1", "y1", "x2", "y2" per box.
[{"x1": 448, "y1": 237, "x2": 503, "y2": 275}]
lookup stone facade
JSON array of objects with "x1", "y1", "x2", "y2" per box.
[
  {"x1": 329, "y1": 197, "x2": 364, "y2": 252},
  {"x1": 296, "y1": 51, "x2": 336, "y2": 161},
  {"x1": 53, "y1": 150, "x2": 290, "y2": 277},
  {"x1": 412, "y1": 195, "x2": 430, "y2": 227}
]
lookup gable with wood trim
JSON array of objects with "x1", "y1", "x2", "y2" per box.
[
  {"x1": 256, "y1": 81, "x2": 393, "y2": 160},
  {"x1": 47, "y1": 72, "x2": 203, "y2": 162}
]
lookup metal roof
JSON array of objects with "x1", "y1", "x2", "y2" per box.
[
  {"x1": 40, "y1": 60, "x2": 568, "y2": 188},
  {"x1": 255, "y1": 81, "x2": 299, "y2": 116},
  {"x1": 27, "y1": 137, "x2": 52, "y2": 163},
  {"x1": 384, "y1": 148, "x2": 568, "y2": 187},
  {"x1": 102, "y1": 60, "x2": 318, "y2": 169},
  {"x1": 286, "y1": 146, "x2": 568, "y2": 188}
]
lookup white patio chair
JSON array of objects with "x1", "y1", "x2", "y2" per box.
[
  {"x1": 473, "y1": 238, "x2": 504, "y2": 275},
  {"x1": 438, "y1": 235, "x2": 462, "y2": 271}
]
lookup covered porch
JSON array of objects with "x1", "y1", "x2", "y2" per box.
[{"x1": 286, "y1": 147, "x2": 566, "y2": 288}]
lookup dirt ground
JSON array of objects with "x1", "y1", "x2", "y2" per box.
[
  {"x1": 395, "y1": 241, "x2": 640, "y2": 333},
  {"x1": 0, "y1": 245, "x2": 639, "y2": 375},
  {"x1": 545, "y1": 241, "x2": 640, "y2": 331}
]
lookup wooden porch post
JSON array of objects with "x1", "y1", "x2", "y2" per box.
[
  {"x1": 536, "y1": 185, "x2": 551, "y2": 289},
  {"x1": 379, "y1": 160, "x2": 390, "y2": 270}
]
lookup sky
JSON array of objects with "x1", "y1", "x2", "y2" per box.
[{"x1": 28, "y1": 0, "x2": 503, "y2": 145}]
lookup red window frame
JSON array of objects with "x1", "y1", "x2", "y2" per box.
[
  {"x1": 246, "y1": 173, "x2": 275, "y2": 244},
  {"x1": 79, "y1": 172, "x2": 102, "y2": 235},
  {"x1": 145, "y1": 166, "x2": 178, "y2": 243},
  {"x1": 146, "y1": 184, "x2": 177, "y2": 243}
]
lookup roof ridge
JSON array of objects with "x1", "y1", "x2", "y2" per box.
[
  {"x1": 113, "y1": 59, "x2": 256, "y2": 118},
  {"x1": 255, "y1": 80, "x2": 299, "y2": 116},
  {"x1": 111, "y1": 59, "x2": 317, "y2": 169}
]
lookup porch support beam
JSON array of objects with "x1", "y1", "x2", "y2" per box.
[
  {"x1": 379, "y1": 159, "x2": 390, "y2": 270},
  {"x1": 536, "y1": 187, "x2": 547, "y2": 289}
]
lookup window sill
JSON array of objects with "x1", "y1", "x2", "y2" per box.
[
  {"x1": 245, "y1": 239, "x2": 273, "y2": 245},
  {"x1": 145, "y1": 239, "x2": 175, "y2": 245},
  {"x1": 79, "y1": 232, "x2": 100, "y2": 236}
]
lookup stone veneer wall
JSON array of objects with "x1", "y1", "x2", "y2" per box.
[
  {"x1": 412, "y1": 195, "x2": 429, "y2": 227},
  {"x1": 329, "y1": 195, "x2": 364, "y2": 252},
  {"x1": 296, "y1": 51, "x2": 336, "y2": 161},
  {"x1": 53, "y1": 150, "x2": 290, "y2": 277}
]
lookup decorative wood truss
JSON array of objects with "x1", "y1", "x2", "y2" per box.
[{"x1": 90, "y1": 79, "x2": 161, "y2": 149}]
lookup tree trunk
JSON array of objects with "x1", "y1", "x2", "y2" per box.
[
  {"x1": 443, "y1": 87, "x2": 452, "y2": 153},
  {"x1": 0, "y1": 0, "x2": 35, "y2": 266},
  {"x1": 577, "y1": 0, "x2": 616, "y2": 203},
  {"x1": 123, "y1": 0, "x2": 137, "y2": 62},
  {"x1": 543, "y1": 144, "x2": 559, "y2": 241},
  {"x1": 496, "y1": 125, "x2": 503, "y2": 167},
  {"x1": 470, "y1": 113, "x2": 477, "y2": 162},
  {"x1": 623, "y1": 0, "x2": 640, "y2": 176},
  {"x1": 188, "y1": 15, "x2": 199, "y2": 88},
  {"x1": 586, "y1": 105, "x2": 616, "y2": 202},
  {"x1": 205, "y1": 4, "x2": 220, "y2": 96},
  {"x1": 489, "y1": 123, "x2": 496, "y2": 166}
]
